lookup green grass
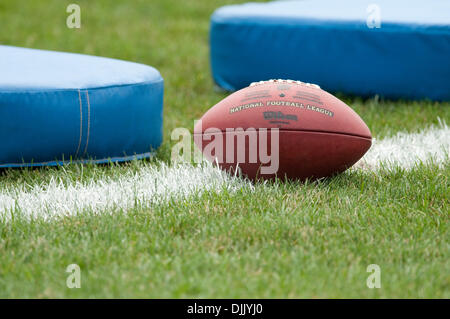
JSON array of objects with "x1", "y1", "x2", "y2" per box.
[
  {"x1": 1, "y1": 164, "x2": 448, "y2": 298},
  {"x1": 0, "y1": 0, "x2": 449, "y2": 298}
]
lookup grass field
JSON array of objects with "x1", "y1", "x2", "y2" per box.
[{"x1": 0, "y1": 0, "x2": 449, "y2": 298}]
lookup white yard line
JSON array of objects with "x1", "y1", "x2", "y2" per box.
[
  {"x1": 355, "y1": 121, "x2": 449, "y2": 170},
  {"x1": 0, "y1": 163, "x2": 248, "y2": 221},
  {"x1": 0, "y1": 123, "x2": 448, "y2": 221}
]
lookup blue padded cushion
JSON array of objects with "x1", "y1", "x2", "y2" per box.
[
  {"x1": 0, "y1": 45, "x2": 164, "y2": 167},
  {"x1": 211, "y1": 0, "x2": 450, "y2": 101}
]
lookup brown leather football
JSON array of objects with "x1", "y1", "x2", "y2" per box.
[{"x1": 194, "y1": 79, "x2": 372, "y2": 181}]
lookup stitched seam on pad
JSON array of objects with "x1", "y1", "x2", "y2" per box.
[
  {"x1": 75, "y1": 89, "x2": 83, "y2": 158},
  {"x1": 0, "y1": 79, "x2": 164, "y2": 94},
  {"x1": 83, "y1": 90, "x2": 91, "y2": 156}
]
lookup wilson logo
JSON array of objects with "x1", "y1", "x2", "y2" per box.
[{"x1": 263, "y1": 111, "x2": 298, "y2": 121}]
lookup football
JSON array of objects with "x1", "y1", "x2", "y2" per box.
[{"x1": 194, "y1": 79, "x2": 372, "y2": 181}]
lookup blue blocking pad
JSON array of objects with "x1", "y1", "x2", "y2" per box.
[
  {"x1": 210, "y1": 0, "x2": 450, "y2": 101},
  {"x1": 0, "y1": 45, "x2": 164, "y2": 167}
]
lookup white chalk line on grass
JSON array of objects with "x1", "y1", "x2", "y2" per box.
[
  {"x1": 355, "y1": 121, "x2": 449, "y2": 170},
  {"x1": 0, "y1": 163, "x2": 249, "y2": 221},
  {"x1": 0, "y1": 123, "x2": 448, "y2": 221}
]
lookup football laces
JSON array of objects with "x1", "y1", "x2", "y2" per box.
[{"x1": 249, "y1": 79, "x2": 320, "y2": 89}]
